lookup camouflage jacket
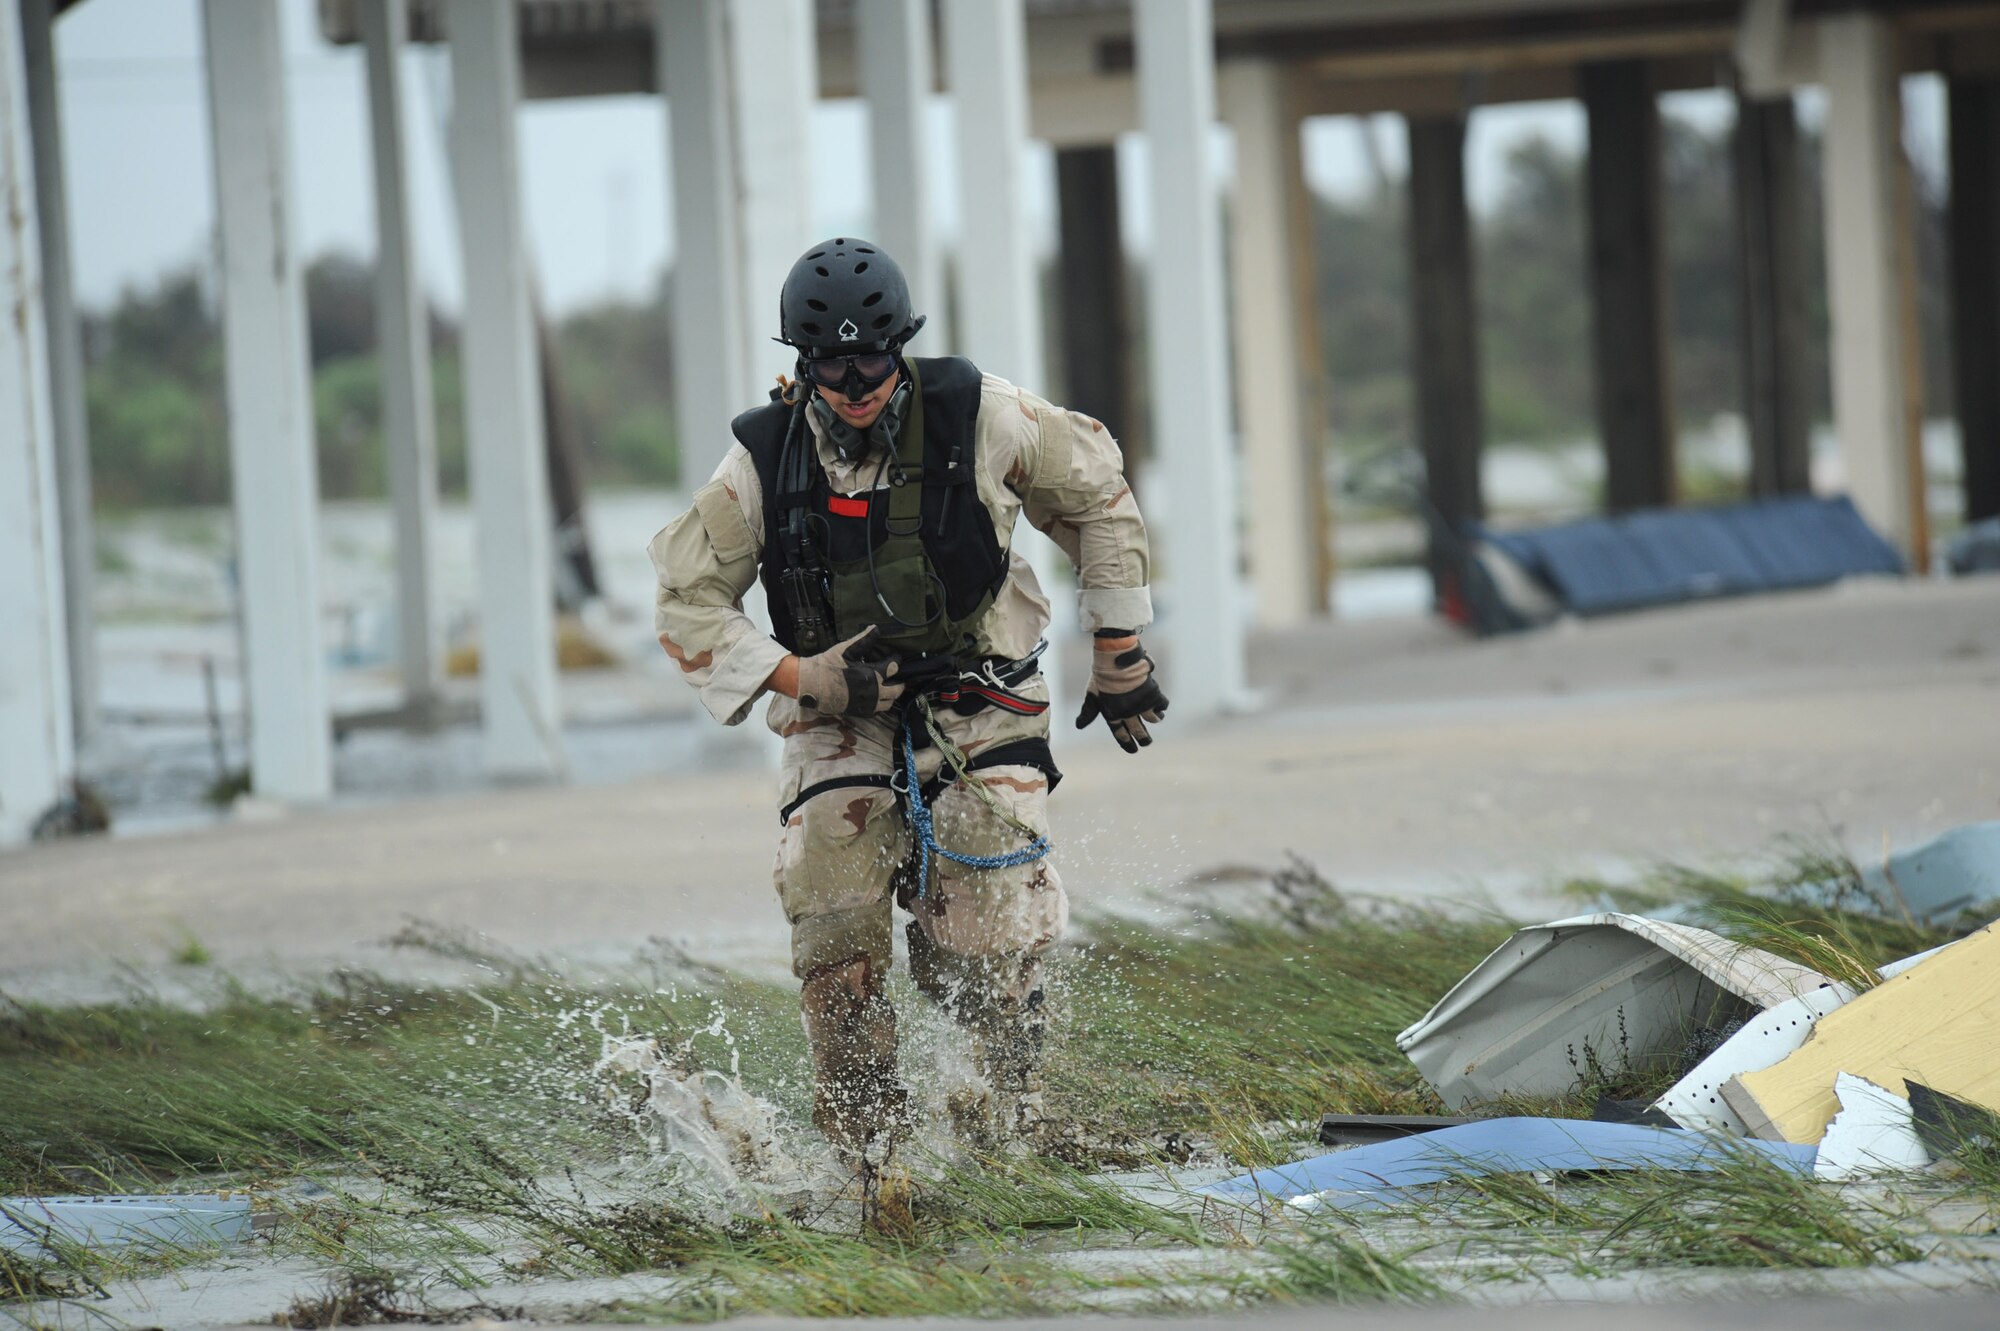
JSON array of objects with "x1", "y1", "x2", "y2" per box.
[{"x1": 649, "y1": 372, "x2": 1153, "y2": 726}]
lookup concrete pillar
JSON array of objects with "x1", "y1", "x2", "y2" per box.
[
  {"x1": 446, "y1": 0, "x2": 563, "y2": 778},
  {"x1": 1406, "y1": 112, "x2": 1486, "y2": 609},
  {"x1": 728, "y1": 0, "x2": 815, "y2": 396},
  {"x1": 202, "y1": 0, "x2": 332, "y2": 802},
  {"x1": 1220, "y1": 61, "x2": 1323, "y2": 628},
  {"x1": 1582, "y1": 60, "x2": 1676, "y2": 513},
  {"x1": 21, "y1": 0, "x2": 94, "y2": 750},
  {"x1": 1819, "y1": 12, "x2": 1927, "y2": 563},
  {"x1": 0, "y1": 0, "x2": 72, "y2": 845},
  {"x1": 656, "y1": 0, "x2": 747, "y2": 487},
  {"x1": 943, "y1": 0, "x2": 1043, "y2": 388},
  {"x1": 1054, "y1": 146, "x2": 1133, "y2": 454},
  {"x1": 359, "y1": 0, "x2": 443, "y2": 719},
  {"x1": 1734, "y1": 90, "x2": 1814, "y2": 498},
  {"x1": 1947, "y1": 75, "x2": 2000, "y2": 524},
  {"x1": 1137, "y1": 0, "x2": 1244, "y2": 717},
  {"x1": 942, "y1": 0, "x2": 1072, "y2": 730},
  {"x1": 858, "y1": 0, "x2": 945, "y2": 329}
]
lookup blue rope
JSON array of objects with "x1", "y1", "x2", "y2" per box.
[{"x1": 901, "y1": 715, "x2": 1050, "y2": 901}]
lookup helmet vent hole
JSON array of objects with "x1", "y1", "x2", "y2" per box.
[
  {"x1": 856, "y1": 246, "x2": 875, "y2": 254},
  {"x1": 871, "y1": 313, "x2": 893, "y2": 330},
  {"x1": 808, "y1": 250, "x2": 826, "y2": 260},
  {"x1": 861, "y1": 292, "x2": 882, "y2": 307},
  {"x1": 801, "y1": 321, "x2": 823, "y2": 336},
  {"x1": 806, "y1": 298, "x2": 829, "y2": 312},
  {"x1": 814, "y1": 266, "x2": 830, "y2": 277},
  {"x1": 854, "y1": 261, "x2": 869, "y2": 274}
]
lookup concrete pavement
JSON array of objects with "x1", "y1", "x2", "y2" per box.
[{"x1": 3, "y1": 578, "x2": 1995, "y2": 999}]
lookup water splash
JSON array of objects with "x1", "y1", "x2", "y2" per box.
[{"x1": 595, "y1": 1034, "x2": 811, "y2": 1208}]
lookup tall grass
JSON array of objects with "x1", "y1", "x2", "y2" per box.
[{"x1": 0, "y1": 863, "x2": 1988, "y2": 1320}]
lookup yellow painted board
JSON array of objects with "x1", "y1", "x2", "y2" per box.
[{"x1": 1726, "y1": 922, "x2": 2000, "y2": 1145}]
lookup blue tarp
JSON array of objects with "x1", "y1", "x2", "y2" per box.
[
  {"x1": 1480, "y1": 495, "x2": 1902, "y2": 617},
  {"x1": 1855, "y1": 821, "x2": 2000, "y2": 925},
  {"x1": 1200, "y1": 1118, "x2": 1817, "y2": 1209}
]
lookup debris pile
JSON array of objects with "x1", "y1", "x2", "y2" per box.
[
  {"x1": 1212, "y1": 824, "x2": 2000, "y2": 1209},
  {"x1": 1395, "y1": 912, "x2": 1828, "y2": 1106}
]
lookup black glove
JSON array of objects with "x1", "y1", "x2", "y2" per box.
[
  {"x1": 796, "y1": 627, "x2": 905, "y2": 716},
  {"x1": 1075, "y1": 633, "x2": 1168, "y2": 753}
]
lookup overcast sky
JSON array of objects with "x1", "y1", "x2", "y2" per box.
[{"x1": 50, "y1": 0, "x2": 1941, "y2": 319}]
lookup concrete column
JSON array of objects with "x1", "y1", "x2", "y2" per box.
[
  {"x1": 728, "y1": 0, "x2": 815, "y2": 395},
  {"x1": 942, "y1": 0, "x2": 1071, "y2": 731},
  {"x1": 1947, "y1": 75, "x2": 2000, "y2": 524},
  {"x1": 359, "y1": 0, "x2": 442, "y2": 719},
  {"x1": 1819, "y1": 12, "x2": 1927, "y2": 563},
  {"x1": 1734, "y1": 90, "x2": 1813, "y2": 498},
  {"x1": 1137, "y1": 0, "x2": 1244, "y2": 718},
  {"x1": 1582, "y1": 60, "x2": 1676, "y2": 513},
  {"x1": 656, "y1": 0, "x2": 747, "y2": 488},
  {"x1": 446, "y1": 0, "x2": 562, "y2": 778},
  {"x1": 1054, "y1": 146, "x2": 1132, "y2": 453},
  {"x1": 0, "y1": 0, "x2": 72, "y2": 845},
  {"x1": 943, "y1": 0, "x2": 1043, "y2": 388},
  {"x1": 1221, "y1": 61, "x2": 1322, "y2": 628},
  {"x1": 202, "y1": 0, "x2": 332, "y2": 802},
  {"x1": 21, "y1": 0, "x2": 94, "y2": 750},
  {"x1": 858, "y1": 0, "x2": 944, "y2": 328},
  {"x1": 1406, "y1": 112, "x2": 1487, "y2": 609}
]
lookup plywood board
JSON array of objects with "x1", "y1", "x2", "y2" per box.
[{"x1": 1726, "y1": 921, "x2": 2000, "y2": 1144}]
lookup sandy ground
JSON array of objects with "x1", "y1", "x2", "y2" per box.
[{"x1": 2, "y1": 577, "x2": 1996, "y2": 1000}]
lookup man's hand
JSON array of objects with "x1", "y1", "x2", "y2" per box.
[
  {"x1": 794, "y1": 626, "x2": 906, "y2": 716},
  {"x1": 1075, "y1": 632, "x2": 1168, "y2": 752}
]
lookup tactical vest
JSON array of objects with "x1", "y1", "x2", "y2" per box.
[{"x1": 732, "y1": 356, "x2": 1008, "y2": 660}]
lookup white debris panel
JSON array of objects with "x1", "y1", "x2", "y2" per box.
[
  {"x1": 1653, "y1": 937, "x2": 1954, "y2": 1134},
  {"x1": 1397, "y1": 913, "x2": 1829, "y2": 1108},
  {"x1": 1814, "y1": 1073, "x2": 1932, "y2": 1180}
]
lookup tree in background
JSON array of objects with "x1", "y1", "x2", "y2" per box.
[
  {"x1": 82, "y1": 254, "x2": 678, "y2": 509},
  {"x1": 81, "y1": 268, "x2": 228, "y2": 508},
  {"x1": 1312, "y1": 107, "x2": 1951, "y2": 506}
]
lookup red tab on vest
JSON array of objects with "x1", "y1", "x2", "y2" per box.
[{"x1": 827, "y1": 495, "x2": 870, "y2": 518}]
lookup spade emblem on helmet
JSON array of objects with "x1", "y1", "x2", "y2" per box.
[{"x1": 838, "y1": 319, "x2": 859, "y2": 343}]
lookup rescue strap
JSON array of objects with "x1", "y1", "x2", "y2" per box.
[{"x1": 777, "y1": 774, "x2": 894, "y2": 826}]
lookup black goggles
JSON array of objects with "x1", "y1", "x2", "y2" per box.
[{"x1": 802, "y1": 351, "x2": 897, "y2": 393}]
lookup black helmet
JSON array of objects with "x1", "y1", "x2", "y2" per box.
[{"x1": 778, "y1": 237, "x2": 925, "y2": 359}]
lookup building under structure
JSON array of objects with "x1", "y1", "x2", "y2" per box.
[{"x1": 3, "y1": 0, "x2": 1998, "y2": 845}]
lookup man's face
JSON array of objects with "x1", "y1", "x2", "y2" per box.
[{"x1": 814, "y1": 367, "x2": 901, "y2": 431}]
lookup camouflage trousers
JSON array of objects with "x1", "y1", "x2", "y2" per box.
[{"x1": 767, "y1": 677, "x2": 1067, "y2": 1153}]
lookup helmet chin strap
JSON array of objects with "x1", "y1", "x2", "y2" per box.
[{"x1": 808, "y1": 377, "x2": 915, "y2": 464}]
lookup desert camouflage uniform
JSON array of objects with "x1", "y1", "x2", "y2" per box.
[{"x1": 648, "y1": 371, "x2": 1152, "y2": 1150}]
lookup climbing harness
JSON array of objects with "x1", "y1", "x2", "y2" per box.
[{"x1": 892, "y1": 654, "x2": 1054, "y2": 902}]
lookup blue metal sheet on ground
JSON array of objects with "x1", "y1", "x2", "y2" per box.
[
  {"x1": 1856, "y1": 821, "x2": 2000, "y2": 924},
  {"x1": 0, "y1": 1195, "x2": 253, "y2": 1254},
  {"x1": 1482, "y1": 495, "x2": 1901, "y2": 616},
  {"x1": 1200, "y1": 1118, "x2": 1817, "y2": 1208}
]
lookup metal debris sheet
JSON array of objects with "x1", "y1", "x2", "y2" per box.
[{"x1": 1200, "y1": 1118, "x2": 1817, "y2": 1209}]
